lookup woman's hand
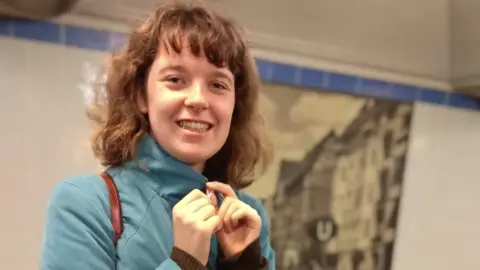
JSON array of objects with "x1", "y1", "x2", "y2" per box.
[
  {"x1": 172, "y1": 189, "x2": 222, "y2": 265},
  {"x1": 206, "y1": 182, "x2": 262, "y2": 260}
]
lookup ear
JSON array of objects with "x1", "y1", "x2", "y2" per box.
[{"x1": 137, "y1": 91, "x2": 148, "y2": 113}]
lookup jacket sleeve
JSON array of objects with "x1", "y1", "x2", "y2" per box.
[
  {"x1": 40, "y1": 181, "x2": 206, "y2": 270},
  {"x1": 250, "y1": 195, "x2": 276, "y2": 269},
  {"x1": 218, "y1": 194, "x2": 276, "y2": 270}
]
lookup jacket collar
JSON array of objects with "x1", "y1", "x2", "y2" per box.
[{"x1": 123, "y1": 134, "x2": 208, "y2": 205}]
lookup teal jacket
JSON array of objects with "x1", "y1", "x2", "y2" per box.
[{"x1": 40, "y1": 135, "x2": 275, "y2": 269}]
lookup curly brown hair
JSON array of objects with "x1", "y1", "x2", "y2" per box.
[{"x1": 88, "y1": 0, "x2": 272, "y2": 189}]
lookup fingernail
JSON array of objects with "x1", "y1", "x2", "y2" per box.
[{"x1": 206, "y1": 189, "x2": 213, "y2": 198}]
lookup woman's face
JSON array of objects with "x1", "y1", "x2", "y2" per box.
[{"x1": 139, "y1": 41, "x2": 235, "y2": 172}]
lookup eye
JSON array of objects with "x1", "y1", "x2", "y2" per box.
[
  {"x1": 165, "y1": 76, "x2": 184, "y2": 84},
  {"x1": 211, "y1": 81, "x2": 228, "y2": 90}
]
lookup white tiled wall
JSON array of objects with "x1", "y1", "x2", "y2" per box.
[
  {"x1": 392, "y1": 103, "x2": 480, "y2": 270},
  {"x1": 0, "y1": 37, "x2": 103, "y2": 269}
]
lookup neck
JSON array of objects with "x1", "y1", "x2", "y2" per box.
[{"x1": 191, "y1": 162, "x2": 205, "y2": 173}]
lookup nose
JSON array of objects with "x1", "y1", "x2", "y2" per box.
[{"x1": 184, "y1": 84, "x2": 208, "y2": 110}]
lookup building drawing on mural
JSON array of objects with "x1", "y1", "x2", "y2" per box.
[{"x1": 261, "y1": 93, "x2": 413, "y2": 270}]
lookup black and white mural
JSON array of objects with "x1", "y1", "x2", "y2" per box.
[{"x1": 248, "y1": 83, "x2": 413, "y2": 270}]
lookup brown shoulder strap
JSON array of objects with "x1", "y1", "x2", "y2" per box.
[{"x1": 100, "y1": 172, "x2": 123, "y2": 246}]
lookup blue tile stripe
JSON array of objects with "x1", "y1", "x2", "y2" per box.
[{"x1": 1, "y1": 16, "x2": 479, "y2": 111}]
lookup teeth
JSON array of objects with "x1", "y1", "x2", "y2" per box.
[{"x1": 178, "y1": 121, "x2": 210, "y2": 132}]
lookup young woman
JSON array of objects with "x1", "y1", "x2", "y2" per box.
[{"x1": 40, "y1": 1, "x2": 275, "y2": 270}]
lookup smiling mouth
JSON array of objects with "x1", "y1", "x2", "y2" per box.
[{"x1": 176, "y1": 120, "x2": 213, "y2": 133}]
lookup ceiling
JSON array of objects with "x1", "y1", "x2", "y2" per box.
[
  {"x1": 70, "y1": 0, "x2": 157, "y2": 26},
  {"x1": 63, "y1": 0, "x2": 452, "y2": 90}
]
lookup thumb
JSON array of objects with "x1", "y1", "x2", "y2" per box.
[
  {"x1": 206, "y1": 189, "x2": 223, "y2": 232},
  {"x1": 206, "y1": 188, "x2": 218, "y2": 209}
]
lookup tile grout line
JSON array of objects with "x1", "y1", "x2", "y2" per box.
[{"x1": 1, "y1": 17, "x2": 480, "y2": 111}]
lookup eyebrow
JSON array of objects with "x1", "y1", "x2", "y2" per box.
[
  {"x1": 157, "y1": 64, "x2": 188, "y2": 75},
  {"x1": 157, "y1": 64, "x2": 234, "y2": 85},
  {"x1": 211, "y1": 70, "x2": 234, "y2": 85}
]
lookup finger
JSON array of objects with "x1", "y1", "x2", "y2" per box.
[
  {"x1": 176, "y1": 189, "x2": 206, "y2": 208},
  {"x1": 202, "y1": 215, "x2": 221, "y2": 233},
  {"x1": 206, "y1": 182, "x2": 237, "y2": 198},
  {"x1": 230, "y1": 208, "x2": 248, "y2": 229},
  {"x1": 224, "y1": 201, "x2": 242, "y2": 232},
  {"x1": 231, "y1": 207, "x2": 259, "y2": 228},
  {"x1": 195, "y1": 204, "x2": 217, "y2": 221},
  {"x1": 215, "y1": 218, "x2": 223, "y2": 232},
  {"x1": 185, "y1": 197, "x2": 211, "y2": 214},
  {"x1": 217, "y1": 197, "x2": 235, "y2": 220}
]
